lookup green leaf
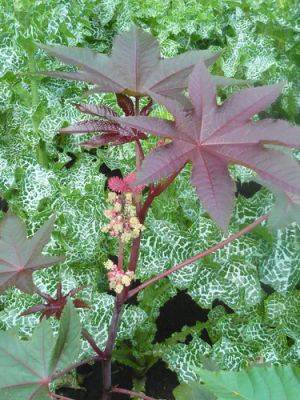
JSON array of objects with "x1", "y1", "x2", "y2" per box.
[
  {"x1": 207, "y1": 306, "x2": 294, "y2": 370},
  {"x1": 265, "y1": 291, "x2": 300, "y2": 340},
  {"x1": 0, "y1": 321, "x2": 54, "y2": 399},
  {"x1": 155, "y1": 335, "x2": 211, "y2": 383},
  {"x1": 174, "y1": 382, "x2": 216, "y2": 400},
  {"x1": 269, "y1": 190, "x2": 300, "y2": 229},
  {"x1": 17, "y1": 37, "x2": 36, "y2": 55},
  {"x1": 0, "y1": 301, "x2": 81, "y2": 400},
  {"x1": 81, "y1": 293, "x2": 147, "y2": 353},
  {"x1": 260, "y1": 225, "x2": 300, "y2": 293},
  {"x1": 256, "y1": 179, "x2": 300, "y2": 230},
  {"x1": 197, "y1": 364, "x2": 300, "y2": 400},
  {"x1": 188, "y1": 258, "x2": 263, "y2": 310},
  {"x1": 35, "y1": 139, "x2": 50, "y2": 169},
  {"x1": 50, "y1": 298, "x2": 81, "y2": 372},
  {"x1": 211, "y1": 337, "x2": 255, "y2": 371}
]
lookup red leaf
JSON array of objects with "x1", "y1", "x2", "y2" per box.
[
  {"x1": 140, "y1": 98, "x2": 153, "y2": 116},
  {"x1": 20, "y1": 304, "x2": 47, "y2": 317},
  {"x1": 81, "y1": 132, "x2": 137, "y2": 148},
  {"x1": 117, "y1": 62, "x2": 300, "y2": 230},
  {"x1": 261, "y1": 181, "x2": 300, "y2": 229},
  {"x1": 190, "y1": 151, "x2": 235, "y2": 231},
  {"x1": 38, "y1": 26, "x2": 237, "y2": 99},
  {"x1": 0, "y1": 214, "x2": 64, "y2": 293},
  {"x1": 75, "y1": 103, "x2": 118, "y2": 118},
  {"x1": 21, "y1": 283, "x2": 89, "y2": 320},
  {"x1": 60, "y1": 120, "x2": 123, "y2": 134},
  {"x1": 116, "y1": 93, "x2": 135, "y2": 116},
  {"x1": 72, "y1": 298, "x2": 89, "y2": 309},
  {"x1": 61, "y1": 103, "x2": 147, "y2": 148}
]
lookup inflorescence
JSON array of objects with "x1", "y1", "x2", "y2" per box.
[
  {"x1": 104, "y1": 259, "x2": 135, "y2": 294},
  {"x1": 102, "y1": 174, "x2": 144, "y2": 293}
]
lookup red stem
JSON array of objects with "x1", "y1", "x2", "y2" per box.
[
  {"x1": 118, "y1": 240, "x2": 125, "y2": 270},
  {"x1": 127, "y1": 236, "x2": 142, "y2": 272},
  {"x1": 140, "y1": 170, "x2": 180, "y2": 223},
  {"x1": 126, "y1": 170, "x2": 180, "y2": 275},
  {"x1": 101, "y1": 295, "x2": 124, "y2": 400},
  {"x1": 82, "y1": 329, "x2": 107, "y2": 359},
  {"x1": 128, "y1": 214, "x2": 268, "y2": 299},
  {"x1": 100, "y1": 97, "x2": 180, "y2": 399},
  {"x1": 111, "y1": 387, "x2": 158, "y2": 400},
  {"x1": 35, "y1": 287, "x2": 52, "y2": 301},
  {"x1": 135, "y1": 139, "x2": 144, "y2": 167}
]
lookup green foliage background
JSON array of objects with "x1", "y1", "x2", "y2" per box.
[{"x1": 0, "y1": 0, "x2": 299, "y2": 385}]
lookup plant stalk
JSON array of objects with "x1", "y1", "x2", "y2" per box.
[
  {"x1": 101, "y1": 295, "x2": 124, "y2": 400},
  {"x1": 128, "y1": 214, "x2": 269, "y2": 298},
  {"x1": 111, "y1": 387, "x2": 158, "y2": 400},
  {"x1": 100, "y1": 97, "x2": 180, "y2": 399},
  {"x1": 82, "y1": 329, "x2": 106, "y2": 359}
]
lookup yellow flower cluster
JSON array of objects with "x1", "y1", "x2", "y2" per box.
[
  {"x1": 104, "y1": 259, "x2": 135, "y2": 294},
  {"x1": 101, "y1": 192, "x2": 144, "y2": 242}
]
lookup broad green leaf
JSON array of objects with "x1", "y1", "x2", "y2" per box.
[
  {"x1": 81, "y1": 293, "x2": 148, "y2": 353},
  {"x1": 265, "y1": 291, "x2": 300, "y2": 340},
  {"x1": 137, "y1": 279, "x2": 177, "y2": 319},
  {"x1": 0, "y1": 301, "x2": 81, "y2": 400},
  {"x1": 198, "y1": 364, "x2": 300, "y2": 400},
  {"x1": 0, "y1": 322, "x2": 54, "y2": 400},
  {"x1": 211, "y1": 337, "x2": 255, "y2": 371},
  {"x1": 208, "y1": 308, "x2": 292, "y2": 370},
  {"x1": 260, "y1": 225, "x2": 300, "y2": 293},
  {"x1": 232, "y1": 188, "x2": 300, "y2": 294},
  {"x1": 188, "y1": 258, "x2": 263, "y2": 309},
  {"x1": 174, "y1": 382, "x2": 216, "y2": 400},
  {"x1": 261, "y1": 182, "x2": 300, "y2": 230},
  {"x1": 155, "y1": 335, "x2": 211, "y2": 383},
  {"x1": 50, "y1": 298, "x2": 81, "y2": 372}
]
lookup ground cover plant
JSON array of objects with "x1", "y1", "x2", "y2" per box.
[{"x1": 0, "y1": 2, "x2": 300, "y2": 400}]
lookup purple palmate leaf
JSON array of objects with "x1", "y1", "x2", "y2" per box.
[
  {"x1": 60, "y1": 102, "x2": 147, "y2": 149},
  {"x1": 75, "y1": 103, "x2": 118, "y2": 118},
  {"x1": 21, "y1": 282, "x2": 89, "y2": 320},
  {"x1": 61, "y1": 103, "x2": 133, "y2": 136},
  {"x1": 60, "y1": 104, "x2": 147, "y2": 149},
  {"x1": 116, "y1": 62, "x2": 300, "y2": 231},
  {"x1": 81, "y1": 132, "x2": 142, "y2": 148},
  {"x1": 0, "y1": 214, "x2": 64, "y2": 293},
  {"x1": 60, "y1": 120, "x2": 125, "y2": 134},
  {"x1": 38, "y1": 26, "x2": 242, "y2": 100}
]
